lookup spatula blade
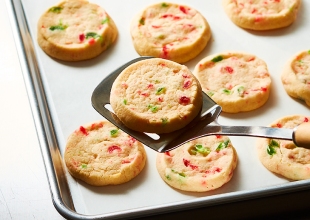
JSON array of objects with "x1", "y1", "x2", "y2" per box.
[{"x1": 91, "y1": 57, "x2": 220, "y2": 152}]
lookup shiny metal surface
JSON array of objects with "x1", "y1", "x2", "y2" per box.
[
  {"x1": 7, "y1": 0, "x2": 77, "y2": 218},
  {"x1": 164, "y1": 121, "x2": 293, "y2": 150}
]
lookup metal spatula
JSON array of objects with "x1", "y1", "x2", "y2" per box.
[{"x1": 91, "y1": 57, "x2": 310, "y2": 152}]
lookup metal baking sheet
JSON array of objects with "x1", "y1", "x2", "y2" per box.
[{"x1": 7, "y1": 0, "x2": 310, "y2": 219}]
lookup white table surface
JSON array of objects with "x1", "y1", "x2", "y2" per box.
[{"x1": 0, "y1": 1, "x2": 63, "y2": 219}]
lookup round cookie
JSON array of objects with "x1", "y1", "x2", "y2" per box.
[
  {"x1": 64, "y1": 121, "x2": 147, "y2": 186},
  {"x1": 110, "y1": 58, "x2": 203, "y2": 134},
  {"x1": 222, "y1": 0, "x2": 301, "y2": 30},
  {"x1": 37, "y1": 0, "x2": 118, "y2": 61},
  {"x1": 256, "y1": 115, "x2": 310, "y2": 180},
  {"x1": 193, "y1": 52, "x2": 271, "y2": 113},
  {"x1": 281, "y1": 50, "x2": 310, "y2": 106},
  {"x1": 156, "y1": 135, "x2": 237, "y2": 192},
  {"x1": 130, "y1": 2, "x2": 211, "y2": 63}
]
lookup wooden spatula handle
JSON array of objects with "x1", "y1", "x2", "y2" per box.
[{"x1": 293, "y1": 123, "x2": 310, "y2": 148}]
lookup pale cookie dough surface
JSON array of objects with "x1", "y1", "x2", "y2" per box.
[
  {"x1": 256, "y1": 115, "x2": 310, "y2": 180},
  {"x1": 64, "y1": 121, "x2": 147, "y2": 186},
  {"x1": 110, "y1": 58, "x2": 203, "y2": 134},
  {"x1": 222, "y1": 0, "x2": 301, "y2": 30},
  {"x1": 130, "y1": 2, "x2": 211, "y2": 63},
  {"x1": 193, "y1": 52, "x2": 271, "y2": 113},
  {"x1": 37, "y1": 0, "x2": 118, "y2": 61},
  {"x1": 281, "y1": 50, "x2": 310, "y2": 106},
  {"x1": 156, "y1": 135, "x2": 237, "y2": 192}
]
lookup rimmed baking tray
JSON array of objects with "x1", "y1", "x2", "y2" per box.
[{"x1": 6, "y1": 0, "x2": 310, "y2": 219}]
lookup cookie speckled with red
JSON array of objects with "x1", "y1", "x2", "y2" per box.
[
  {"x1": 222, "y1": 0, "x2": 301, "y2": 30},
  {"x1": 156, "y1": 135, "x2": 238, "y2": 192},
  {"x1": 130, "y1": 2, "x2": 211, "y2": 63},
  {"x1": 256, "y1": 115, "x2": 310, "y2": 180},
  {"x1": 110, "y1": 58, "x2": 203, "y2": 134},
  {"x1": 37, "y1": 0, "x2": 118, "y2": 61},
  {"x1": 64, "y1": 120, "x2": 147, "y2": 186},
  {"x1": 281, "y1": 50, "x2": 310, "y2": 106},
  {"x1": 193, "y1": 51, "x2": 271, "y2": 113}
]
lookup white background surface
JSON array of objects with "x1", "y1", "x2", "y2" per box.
[
  {"x1": 2, "y1": 0, "x2": 310, "y2": 219},
  {"x1": 0, "y1": 0, "x2": 63, "y2": 219}
]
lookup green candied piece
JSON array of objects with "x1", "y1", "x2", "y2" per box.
[
  {"x1": 49, "y1": 6, "x2": 62, "y2": 13},
  {"x1": 110, "y1": 129, "x2": 118, "y2": 137},
  {"x1": 139, "y1": 17, "x2": 145, "y2": 25},
  {"x1": 81, "y1": 164, "x2": 87, "y2": 169},
  {"x1": 207, "y1": 91, "x2": 214, "y2": 97},
  {"x1": 148, "y1": 104, "x2": 158, "y2": 113},
  {"x1": 123, "y1": 99, "x2": 127, "y2": 105},
  {"x1": 101, "y1": 17, "x2": 109, "y2": 24},
  {"x1": 49, "y1": 24, "x2": 67, "y2": 31},
  {"x1": 267, "y1": 145, "x2": 276, "y2": 155},
  {"x1": 237, "y1": 86, "x2": 245, "y2": 97},
  {"x1": 267, "y1": 139, "x2": 279, "y2": 155},
  {"x1": 223, "y1": 89, "x2": 231, "y2": 95},
  {"x1": 156, "y1": 87, "x2": 166, "y2": 95},
  {"x1": 308, "y1": 50, "x2": 310, "y2": 54},
  {"x1": 165, "y1": 175, "x2": 172, "y2": 180},
  {"x1": 211, "y1": 55, "x2": 223, "y2": 63},
  {"x1": 192, "y1": 144, "x2": 211, "y2": 155},
  {"x1": 161, "y1": 117, "x2": 168, "y2": 124},
  {"x1": 216, "y1": 140, "x2": 230, "y2": 151},
  {"x1": 85, "y1": 32, "x2": 101, "y2": 39},
  {"x1": 161, "y1": 3, "x2": 169, "y2": 7},
  {"x1": 171, "y1": 169, "x2": 186, "y2": 177},
  {"x1": 179, "y1": 173, "x2": 186, "y2": 177}
]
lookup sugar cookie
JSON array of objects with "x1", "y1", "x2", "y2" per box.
[
  {"x1": 156, "y1": 135, "x2": 237, "y2": 192},
  {"x1": 193, "y1": 52, "x2": 271, "y2": 113},
  {"x1": 64, "y1": 121, "x2": 147, "y2": 186},
  {"x1": 256, "y1": 115, "x2": 310, "y2": 180},
  {"x1": 37, "y1": 0, "x2": 118, "y2": 61},
  {"x1": 130, "y1": 2, "x2": 211, "y2": 63},
  {"x1": 281, "y1": 50, "x2": 310, "y2": 106},
  {"x1": 110, "y1": 58, "x2": 203, "y2": 134},
  {"x1": 222, "y1": 0, "x2": 301, "y2": 30}
]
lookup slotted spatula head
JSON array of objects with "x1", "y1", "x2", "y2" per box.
[{"x1": 91, "y1": 57, "x2": 221, "y2": 152}]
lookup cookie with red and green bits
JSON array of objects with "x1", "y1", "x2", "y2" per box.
[
  {"x1": 193, "y1": 51, "x2": 271, "y2": 113},
  {"x1": 64, "y1": 120, "x2": 147, "y2": 186},
  {"x1": 130, "y1": 2, "x2": 211, "y2": 63},
  {"x1": 37, "y1": 0, "x2": 118, "y2": 61},
  {"x1": 256, "y1": 115, "x2": 310, "y2": 180},
  {"x1": 222, "y1": 0, "x2": 301, "y2": 30},
  {"x1": 110, "y1": 58, "x2": 203, "y2": 134},
  {"x1": 281, "y1": 50, "x2": 310, "y2": 106},
  {"x1": 156, "y1": 135, "x2": 238, "y2": 192}
]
